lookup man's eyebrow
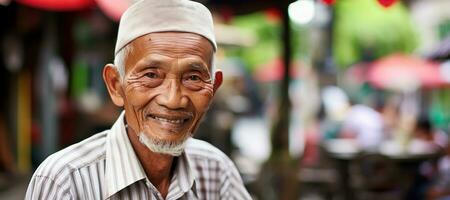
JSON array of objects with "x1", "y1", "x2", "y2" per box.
[
  {"x1": 138, "y1": 57, "x2": 163, "y2": 68},
  {"x1": 189, "y1": 62, "x2": 209, "y2": 73},
  {"x1": 144, "y1": 60, "x2": 161, "y2": 67}
]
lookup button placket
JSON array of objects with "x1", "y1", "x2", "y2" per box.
[{"x1": 145, "y1": 180, "x2": 165, "y2": 200}]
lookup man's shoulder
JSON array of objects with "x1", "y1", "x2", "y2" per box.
[
  {"x1": 32, "y1": 131, "x2": 108, "y2": 180},
  {"x1": 185, "y1": 138, "x2": 233, "y2": 165},
  {"x1": 184, "y1": 139, "x2": 252, "y2": 199}
]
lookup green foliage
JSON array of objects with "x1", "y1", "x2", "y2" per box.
[
  {"x1": 229, "y1": 12, "x2": 304, "y2": 71},
  {"x1": 229, "y1": 12, "x2": 280, "y2": 71},
  {"x1": 333, "y1": 0, "x2": 419, "y2": 69},
  {"x1": 71, "y1": 60, "x2": 89, "y2": 98},
  {"x1": 438, "y1": 19, "x2": 450, "y2": 39},
  {"x1": 430, "y1": 89, "x2": 450, "y2": 130}
]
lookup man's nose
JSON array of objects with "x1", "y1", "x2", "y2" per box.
[{"x1": 156, "y1": 79, "x2": 188, "y2": 109}]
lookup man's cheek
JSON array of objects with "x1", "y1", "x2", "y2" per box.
[
  {"x1": 189, "y1": 95, "x2": 213, "y2": 132},
  {"x1": 196, "y1": 83, "x2": 214, "y2": 98},
  {"x1": 124, "y1": 84, "x2": 157, "y2": 107},
  {"x1": 189, "y1": 110, "x2": 207, "y2": 134}
]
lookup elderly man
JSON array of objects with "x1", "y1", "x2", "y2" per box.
[{"x1": 25, "y1": 0, "x2": 251, "y2": 199}]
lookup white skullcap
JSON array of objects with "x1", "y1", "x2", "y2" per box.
[{"x1": 114, "y1": 0, "x2": 217, "y2": 55}]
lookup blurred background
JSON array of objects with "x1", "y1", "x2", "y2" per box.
[{"x1": 0, "y1": 0, "x2": 450, "y2": 199}]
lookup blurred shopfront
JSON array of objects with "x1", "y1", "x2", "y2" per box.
[{"x1": 0, "y1": 0, "x2": 450, "y2": 199}]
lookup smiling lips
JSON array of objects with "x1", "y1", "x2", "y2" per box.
[{"x1": 147, "y1": 113, "x2": 192, "y2": 125}]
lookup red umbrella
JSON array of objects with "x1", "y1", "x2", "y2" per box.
[
  {"x1": 367, "y1": 54, "x2": 444, "y2": 91},
  {"x1": 253, "y1": 58, "x2": 301, "y2": 82},
  {"x1": 16, "y1": 0, "x2": 94, "y2": 11}
]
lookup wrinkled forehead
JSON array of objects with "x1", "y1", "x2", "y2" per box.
[{"x1": 129, "y1": 32, "x2": 214, "y2": 64}]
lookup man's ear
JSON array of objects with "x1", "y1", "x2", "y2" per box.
[
  {"x1": 103, "y1": 64, "x2": 124, "y2": 107},
  {"x1": 213, "y1": 70, "x2": 223, "y2": 94}
]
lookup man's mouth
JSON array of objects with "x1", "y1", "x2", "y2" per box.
[{"x1": 147, "y1": 114, "x2": 191, "y2": 125}]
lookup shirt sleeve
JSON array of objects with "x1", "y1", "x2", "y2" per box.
[
  {"x1": 25, "y1": 175, "x2": 73, "y2": 200},
  {"x1": 219, "y1": 160, "x2": 252, "y2": 200}
]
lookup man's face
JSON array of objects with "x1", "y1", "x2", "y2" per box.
[{"x1": 117, "y1": 32, "x2": 218, "y2": 154}]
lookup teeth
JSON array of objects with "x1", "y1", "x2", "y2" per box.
[{"x1": 153, "y1": 116, "x2": 184, "y2": 124}]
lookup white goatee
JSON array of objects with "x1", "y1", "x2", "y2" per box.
[{"x1": 138, "y1": 132, "x2": 191, "y2": 156}]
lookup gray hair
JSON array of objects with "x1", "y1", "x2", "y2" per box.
[
  {"x1": 113, "y1": 44, "x2": 133, "y2": 80},
  {"x1": 113, "y1": 44, "x2": 216, "y2": 81}
]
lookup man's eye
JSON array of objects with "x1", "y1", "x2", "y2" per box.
[
  {"x1": 145, "y1": 72, "x2": 158, "y2": 78},
  {"x1": 188, "y1": 75, "x2": 200, "y2": 81}
]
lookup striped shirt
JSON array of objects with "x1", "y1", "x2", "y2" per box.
[{"x1": 25, "y1": 112, "x2": 252, "y2": 200}]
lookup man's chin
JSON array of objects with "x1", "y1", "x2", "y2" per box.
[{"x1": 138, "y1": 132, "x2": 191, "y2": 156}]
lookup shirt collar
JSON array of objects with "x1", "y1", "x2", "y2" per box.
[
  {"x1": 104, "y1": 111, "x2": 197, "y2": 199},
  {"x1": 169, "y1": 148, "x2": 197, "y2": 196}
]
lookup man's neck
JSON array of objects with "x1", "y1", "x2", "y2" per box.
[{"x1": 126, "y1": 126, "x2": 174, "y2": 199}]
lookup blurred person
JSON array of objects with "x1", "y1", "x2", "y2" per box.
[
  {"x1": 340, "y1": 103, "x2": 385, "y2": 151},
  {"x1": 320, "y1": 86, "x2": 350, "y2": 140},
  {"x1": 409, "y1": 117, "x2": 445, "y2": 154},
  {"x1": 380, "y1": 95, "x2": 401, "y2": 137},
  {"x1": 25, "y1": 0, "x2": 251, "y2": 199}
]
